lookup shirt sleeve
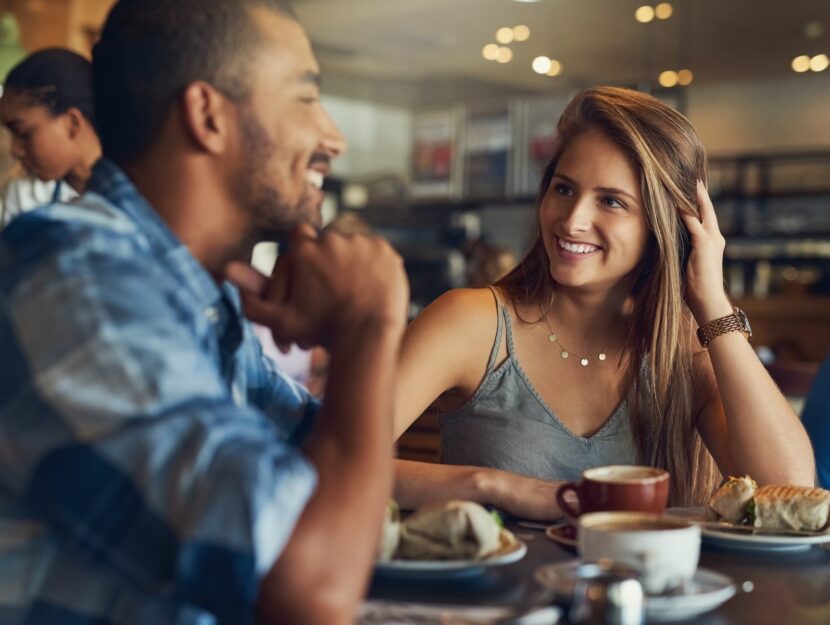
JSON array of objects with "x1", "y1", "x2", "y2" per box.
[
  {"x1": 242, "y1": 321, "x2": 321, "y2": 446},
  {"x1": 0, "y1": 229, "x2": 316, "y2": 624}
]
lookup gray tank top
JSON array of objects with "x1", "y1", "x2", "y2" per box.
[{"x1": 439, "y1": 290, "x2": 638, "y2": 482}]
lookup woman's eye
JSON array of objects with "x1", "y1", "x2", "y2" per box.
[
  {"x1": 602, "y1": 196, "x2": 625, "y2": 209},
  {"x1": 554, "y1": 183, "x2": 573, "y2": 196}
]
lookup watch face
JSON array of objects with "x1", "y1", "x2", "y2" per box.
[{"x1": 735, "y1": 307, "x2": 752, "y2": 340}]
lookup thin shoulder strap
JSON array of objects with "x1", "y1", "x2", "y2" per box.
[{"x1": 485, "y1": 286, "x2": 507, "y2": 375}]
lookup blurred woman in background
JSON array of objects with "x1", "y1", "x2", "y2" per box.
[{"x1": 0, "y1": 47, "x2": 100, "y2": 227}]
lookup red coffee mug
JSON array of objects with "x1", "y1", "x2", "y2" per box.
[{"x1": 556, "y1": 465, "x2": 670, "y2": 520}]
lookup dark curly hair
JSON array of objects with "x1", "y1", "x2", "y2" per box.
[{"x1": 4, "y1": 47, "x2": 94, "y2": 124}]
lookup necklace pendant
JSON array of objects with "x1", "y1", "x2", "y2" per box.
[
  {"x1": 560, "y1": 350, "x2": 569, "y2": 359},
  {"x1": 580, "y1": 358, "x2": 589, "y2": 367},
  {"x1": 598, "y1": 352, "x2": 607, "y2": 361},
  {"x1": 548, "y1": 333, "x2": 557, "y2": 342}
]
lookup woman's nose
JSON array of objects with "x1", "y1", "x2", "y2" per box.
[{"x1": 561, "y1": 197, "x2": 594, "y2": 234}]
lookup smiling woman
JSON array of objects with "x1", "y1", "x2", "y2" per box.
[{"x1": 391, "y1": 86, "x2": 815, "y2": 521}]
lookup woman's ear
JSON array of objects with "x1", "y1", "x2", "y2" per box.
[{"x1": 62, "y1": 107, "x2": 85, "y2": 140}]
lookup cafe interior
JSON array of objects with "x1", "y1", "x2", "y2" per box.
[{"x1": 3, "y1": 1, "x2": 830, "y2": 623}]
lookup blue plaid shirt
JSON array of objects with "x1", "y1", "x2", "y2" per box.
[{"x1": 0, "y1": 160, "x2": 320, "y2": 625}]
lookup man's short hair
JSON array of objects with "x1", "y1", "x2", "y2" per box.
[{"x1": 93, "y1": 0, "x2": 295, "y2": 165}]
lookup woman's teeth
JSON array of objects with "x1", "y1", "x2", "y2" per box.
[{"x1": 558, "y1": 238, "x2": 598, "y2": 254}]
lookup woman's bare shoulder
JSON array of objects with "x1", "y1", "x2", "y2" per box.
[
  {"x1": 412, "y1": 287, "x2": 505, "y2": 339},
  {"x1": 402, "y1": 287, "x2": 503, "y2": 366}
]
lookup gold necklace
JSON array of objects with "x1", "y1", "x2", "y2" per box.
[{"x1": 540, "y1": 309, "x2": 609, "y2": 368}]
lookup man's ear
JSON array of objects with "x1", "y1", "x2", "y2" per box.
[{"x1": 180, "y1": 81, "x2": 232, "y2": 155}]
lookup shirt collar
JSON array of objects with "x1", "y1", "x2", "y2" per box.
[{"x1": 86, "y1": 158, "x2": 231, "y2": 316}]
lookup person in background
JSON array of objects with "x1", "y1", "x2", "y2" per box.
[
  {"x1": 392, "y1": 87, "x2": 814, "y2": 521},
  {"x1": 0, "y1": 2, "x2": 408, "y2": 625},
  {"x1": 0, "y1": 48, "x2": 101, "y2": 226},
  {"x1": 467, "y1": 241, "x2": 517, "y2": 288},
  {"x1": 801, "y1": 353, "x2": 830, "y2": 488}
]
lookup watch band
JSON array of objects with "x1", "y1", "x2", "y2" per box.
[{"x1": 696, "y1": 307, "x2": 751, "y2": 348}]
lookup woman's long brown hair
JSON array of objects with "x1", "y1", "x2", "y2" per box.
[{"x1": 497, "y1": 86, "x2": 720, "y2": 505}]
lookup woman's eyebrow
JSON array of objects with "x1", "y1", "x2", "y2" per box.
[{"x1": 596, "y1": 186, "x2": 639, "y2": 203}]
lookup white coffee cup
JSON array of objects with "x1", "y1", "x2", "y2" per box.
[{"x1": 578, "y1": 511, "x2": 701, "y2": 595}]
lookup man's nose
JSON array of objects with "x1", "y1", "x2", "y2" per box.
[{"x1": 318, "y1": 108, "x2": 346, "y2": 158}]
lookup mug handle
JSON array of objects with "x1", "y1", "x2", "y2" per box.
[{"x1": 556, "y1": 482, "x2": 582, "y2": 520}]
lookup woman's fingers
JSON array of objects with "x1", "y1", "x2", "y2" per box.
[
  {"x1": 679, "y1": 206, "x2": 705, "y2": 238},
  {"x1": 696, "y1": 180, "x2": 720, "y2": 233}
]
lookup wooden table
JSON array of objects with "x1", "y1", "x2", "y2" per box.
[{"x1": 368, "y1": 521, "x2": 830, "y2": 624}]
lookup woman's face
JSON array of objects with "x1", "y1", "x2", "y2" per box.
[
  {"x1": 0, "y1": 90, "x2": 77, "y2": 181},
  {"x1": 539, "y1": 129, "x2": 650, "y2": 293}
]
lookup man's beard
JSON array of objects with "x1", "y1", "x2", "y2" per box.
[{"x1": 233, "y1": 110, "x2": 320, "y2": 243}]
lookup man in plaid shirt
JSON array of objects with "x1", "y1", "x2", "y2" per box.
[{"x1": 0, "y1": 1, "x2": 408, "y2": 624}]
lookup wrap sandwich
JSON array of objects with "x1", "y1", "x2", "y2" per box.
[
  {"x1": 396, "y1": 500, "x2": 516, "y2": 560},
  {"x1": 707, "y1": 476, "x2": 830, "y2": 532}
]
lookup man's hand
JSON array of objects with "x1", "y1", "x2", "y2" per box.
[
  {"x1": 237, "y1": 226, "x2": 409, "y2": 625},
  {"x1": 226, "y1": 224, "x2": 409, "y2": 351}
]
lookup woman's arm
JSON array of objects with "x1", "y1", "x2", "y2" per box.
[
  {"x1": 393, "y1": 288, "x2": 499, "y2": 438},
  {"x1": 394, "y1": 459, "x2": 565, "y2": 521},
  {"x1": 694, "y1": 333, "x2": 814, "y2": 485},
  {"x1": 685, "y1": 183, "x2": 814, "y2": 485}
]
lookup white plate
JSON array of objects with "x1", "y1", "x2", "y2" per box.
[
  {"x1": 534, "y1": 560, "x2": 736, "y2": 622},
  {"x1": 666, "y1": 507, "x2": 830, "y2": 552},
  {"x1": 374, "y1": 540, "x2": 527, "y2": 580}
]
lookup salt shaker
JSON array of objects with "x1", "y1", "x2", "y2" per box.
[{"x1": 569, "y1": 569, "x2": 644, "y2": 625}]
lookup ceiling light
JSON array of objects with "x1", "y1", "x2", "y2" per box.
[
  {"x1": 792, "y1": 55, "x2": 811, "y2": 72},
  {"x1": 513, "y1": 0, "x2": 541, "y2": 3},
  {"x1": 532, "y1": 56, "x2": 552, "y2": 74},
  {"x1": 677, "y1": 69, "x2": 694, "y2": 85},
  {"x1": 635, "y1": 6, "x2": 655, "y2": 23},
  {"x1": 658, "y1": 70, "x2": 678, "y2": 87},
  {"x1": 547, "y1": 60, "x2": 563, "y2": 77},
  {"x1": 513, "y1": 25, "x2": 531, "y2": 42},
  {"x1": 804, "y1": 21, "x2": 824, "y2": 39},
  {"x1": 655, "y1": 3, "x2": 673, "y2": 20},
  {"x1": 810, "y1": 54, "x2": 829, "y2": 72},
  {"x1": 496, "y1": 27, "x2": 514, "y2": 44},
  {"x1": 496, "y1": 47, "x2": 514, "y2": 64},
  {"x1": 482, "y1": 44, "x2": 500, "y2": 61}
]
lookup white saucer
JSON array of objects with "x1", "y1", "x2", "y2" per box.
[{"x1": 534, "y1": 560, "x2": 736, "y2": 622}]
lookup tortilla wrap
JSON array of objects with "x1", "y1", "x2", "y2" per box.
[
  {"x1": 397, "y1": 500, "x2": 503, "y2": 560},
  {"x1": 753, "y1": 485, "x2": 830, "y2": 531},
  {"x1": 708, "y1": 475, "x2": 757, "y2": 523}
]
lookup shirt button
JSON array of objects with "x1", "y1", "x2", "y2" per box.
[{"x1": 203, "y1": 307, "x2": 220, "y2": 324}]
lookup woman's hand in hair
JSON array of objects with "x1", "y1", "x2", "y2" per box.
[{"x1": 680, "y1": 181, "x2": 733, "y2": 326}]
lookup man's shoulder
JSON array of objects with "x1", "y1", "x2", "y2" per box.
[{"x1": 0, "y1": 193, "x2": 148, "y2": 276}]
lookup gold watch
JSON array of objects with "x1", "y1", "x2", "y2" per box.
[{"x1": 696, "y1": 307, "x2": 752, "y2": 348}]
